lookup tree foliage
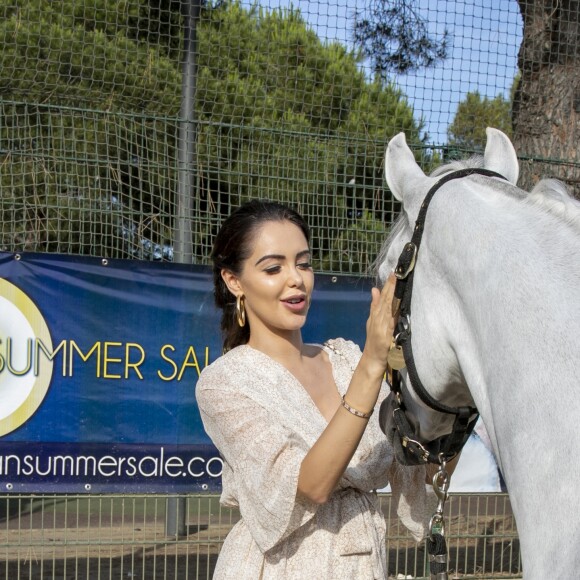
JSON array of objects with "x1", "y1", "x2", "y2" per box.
[
  {"x1": 447, "y1": 91, "x2": 513, "y2": 152},
  {"x1": 353, "y1": 0, "x2": 448, "y2": 77},
  {"x1": 0, "y1": 0, "x2": 426, "y2": 271}
]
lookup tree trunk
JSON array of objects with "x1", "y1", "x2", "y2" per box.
[{"x1": 512, "y1": 0, "x2": 580, "y2": 198}]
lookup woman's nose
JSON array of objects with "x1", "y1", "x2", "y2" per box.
[{"x1": 288, "y1": 266, "x2": 303, "y2": 286}]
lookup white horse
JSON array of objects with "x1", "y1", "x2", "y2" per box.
[{"x1": 377, "y1": 128, "x2": 580, "y2": 579}]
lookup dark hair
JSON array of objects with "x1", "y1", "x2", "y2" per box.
[{"x1": 211, "y1": 200, "x2": 310, "y2": 352}]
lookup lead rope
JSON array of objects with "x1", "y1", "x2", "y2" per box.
[{"x1": 427, "y1": 455, "x2": 450, "y2": 580}]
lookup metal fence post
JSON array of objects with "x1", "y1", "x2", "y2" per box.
[
  {"x1": 174, "y1": 0, "x2": 200, "y2": 265},
  {"x1": 166, "y1": 496, "x2": 187, "y2": 538},
  {"x1": 167, "y1": 0, "x2": 200, "y2": 538}
]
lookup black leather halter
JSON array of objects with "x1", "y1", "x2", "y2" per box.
[{"x1": 380, "y1": 168, "x2": 508, "y2": 466}]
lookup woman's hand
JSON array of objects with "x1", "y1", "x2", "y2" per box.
[{"x1": 361, "y1": 273, "x2": 398, "y2": 377}]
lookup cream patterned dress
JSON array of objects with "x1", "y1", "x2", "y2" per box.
[{"x1": 196, "y1": 338, "x2": 431, "y2": 579}]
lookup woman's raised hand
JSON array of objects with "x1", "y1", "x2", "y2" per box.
[{"x1": 362, "y1": 273, "x2": 397, "y2": 377}]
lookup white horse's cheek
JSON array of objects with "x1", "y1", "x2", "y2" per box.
[
  {"x1": 378, "y1": 247, "x2": 400, "y2": 283},
  {"x1": 377, "y1": 261, "x2": 391, "y2": 284}
]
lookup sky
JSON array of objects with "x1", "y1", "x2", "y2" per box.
[{"x1": 253, "y1": 0, "x2": 523, "y2": 144}]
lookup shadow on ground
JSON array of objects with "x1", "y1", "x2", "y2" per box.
[{"x1": 1, "y1": 539, "x2": 521, "y2": 580}]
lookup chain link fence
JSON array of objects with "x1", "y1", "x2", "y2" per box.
[{"x1": 1, "y1": 0, "x2": 577, "y2": 273}]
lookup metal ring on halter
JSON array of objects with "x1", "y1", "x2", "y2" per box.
[
  {"x1": 429, "y1": 512, "x2": 445, "y2": 539},
  {"x1": 400, "y1": 433, "x2": 431, "y2": 463}
]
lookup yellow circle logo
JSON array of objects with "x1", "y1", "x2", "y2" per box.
[{"x1": 0, "y1": 278, "x2": 54, "y2": 436}]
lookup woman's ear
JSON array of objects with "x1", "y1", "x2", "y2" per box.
[{"x1": 221, "y1": 269, "x2": 242, "y2": 297}]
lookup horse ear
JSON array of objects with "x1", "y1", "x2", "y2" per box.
[
  {"x1": 385, "y1": 133, "x2": 428, "y2": 219},
  {"x1": 483, "y1": 128, "x2": 519, "y2": 185}
]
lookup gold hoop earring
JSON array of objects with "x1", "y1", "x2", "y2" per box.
[{"x1": 236, "y1": 294, "x2": 246, "y2": 327}]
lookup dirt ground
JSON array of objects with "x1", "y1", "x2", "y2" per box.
[{"x1": 0, "y1": 496, "x2": 522, "y2": 580}]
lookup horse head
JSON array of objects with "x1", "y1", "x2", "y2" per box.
[
  {"x1": 377, "y1": 129, "x2": 520, "y2": 467},
  {"x1": 378, "y1": 128, "x2": 519, "y2": 282}
]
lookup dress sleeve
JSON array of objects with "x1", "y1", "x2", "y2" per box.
[{"x1": 196, "y1": 368, "x2": 318, "y2": 553}]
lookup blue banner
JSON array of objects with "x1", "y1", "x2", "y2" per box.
[{"x1": 0, "y1": 252, "x2": 372, "y2": 493}]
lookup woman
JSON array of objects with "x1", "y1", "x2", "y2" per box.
[{"x1": 196, "y1": 200, "x2": 431, "y2": 579}]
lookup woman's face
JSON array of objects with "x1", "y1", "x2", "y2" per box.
[{"x1": 224, "y1": 220, "x2": 314, "y2": 338}]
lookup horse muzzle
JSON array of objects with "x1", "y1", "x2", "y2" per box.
[
  {"x1": 380, "y1": 389, "x2": 479, "y2": 467},
  {"x1": 379, "y1": 392, "x2": 429, "y2": 466}
]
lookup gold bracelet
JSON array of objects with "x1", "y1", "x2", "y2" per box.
[{"x1": 341, "y1": 395, "x2": 373, "y2": 419}]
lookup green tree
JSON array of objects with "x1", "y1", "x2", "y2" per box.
[
  {"x1": 0, "y1": 0, "x2": 183, "y2": 256},
  {"x1": 320, "y1": 210, "x2": 389, "y2": 274},
  {"x1": 0, "y1": 0, "x2": 426, "y2": 271},
  {"x1": 194, "y1": 3, "x2": 427, "y2": 271},
  {"x1": 447, "y1": 91, "x2": 512, "y2": 152}
]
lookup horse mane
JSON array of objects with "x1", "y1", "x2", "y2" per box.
[
  {"x1": 372, "y1": 213, "x2": 405, "y2": 283},
  {"x1": 431, "y1": 155, "x2": 580, "y2": 231},
  {"x1": 527, "y1": 179, "x2": 580, "y2": 230},
  {"x1": 430, "y1": 156, "x2": 485, "y2": 177}
]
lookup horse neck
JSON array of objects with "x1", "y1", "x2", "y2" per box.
[{"x1": 414, "y1": 185, "x2": 580, "y2": 575}]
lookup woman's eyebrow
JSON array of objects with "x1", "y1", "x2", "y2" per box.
[
  {"x1": 255, "y1": 249, "x2": 310, "y2": 266},
  {"x1": 255, "y1": 254, "x2": 284, "y2": 265}
]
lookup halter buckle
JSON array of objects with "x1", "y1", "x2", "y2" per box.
[
  {"x1": 395, "y1": 242, "x2": 418, "y2": 279},
  {"x1": 401, "y1": 434, "x2": 431, "y2": 463}
]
